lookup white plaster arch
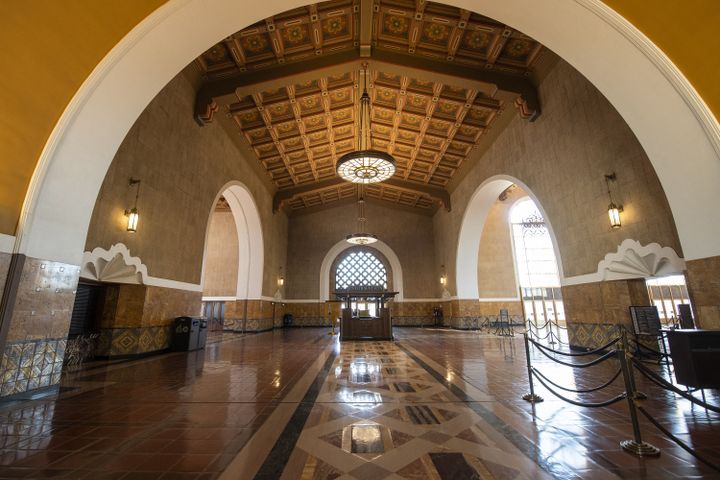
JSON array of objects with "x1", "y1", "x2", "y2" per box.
[
  {"x1": 457, "y1": 175, "x2": 564, "y2": 299},
  {"x1": 319, "y1": 239, "x2": 404, "y2": 301},
  {"x1": 14, "y1": 0, "x2": 720, "y2": 269},
  {"x1": 200, "y1": 181, "x2": 264, "y2": 300}
]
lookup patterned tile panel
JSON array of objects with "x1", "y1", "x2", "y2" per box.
[
  {"x1": 0, "y1": 338, "x2": 66, "y2": 398},
  {"x1": 94, "y1": 326, "x2": 173, "y2": 357}
]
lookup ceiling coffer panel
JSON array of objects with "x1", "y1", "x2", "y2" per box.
[{"x1": 194, "y1": 0, "x2": 545, "y2": 212}]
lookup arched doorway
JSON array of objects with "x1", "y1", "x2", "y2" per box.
[
  {"x1": 456, "y1": 175, "x2": 562, "y2": 300},
  {"x1": 200, "y1": 182, "x2": 264, "y2": 301},
  {"x1": 200, "y1": 182, "x2": 265, "y2": 333}
]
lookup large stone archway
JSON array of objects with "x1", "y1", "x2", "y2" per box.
[
  {"x1": 200, "y1": 181, "x2": 265, "y2": 301},
  {"x1": 456, "y1": 175, "x2": 563, "y2": 300},
  {"x1": 13, "y1": 0, "x2": 720, "y2": 270}
]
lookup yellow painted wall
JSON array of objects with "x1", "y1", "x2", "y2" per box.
[
  {"x1": 603, "y1": 0, "x2": 720, "y2": 119},
  {"x1": 0, "y1": 0, "x2": 166, "y2": 235},
  {"x1": 0, "y1": 0, "x2": 718, "y2": 237}
]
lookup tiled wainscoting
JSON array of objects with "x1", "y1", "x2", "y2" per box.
[
  {"x1": 96, "y1": 326, "x2": 172, "y2": 357},
  {"x1": 391, "y1": 302, "x2": 435, "y2": 326},
  {"x1": 566, "y1": 323, "x2": 620, "y2": 350},
  {"x1": 224, "y1": 300, "x2": 283, "y2": 332},
  {"x1": 283, "y1": 302, "x2": 339, "y2": 328},
  {"x1": 0, "y1": 338, "x2": 66, "y2": 397},
  {"x1": 443, "y1": 299, "x2": 523, "y2": 330},
  {"x1": 96, "y1": 284, "x2": 201, "y2": 358},
  {"x1": 0, "y1": 255, "x2": 79, "y2": 399}
]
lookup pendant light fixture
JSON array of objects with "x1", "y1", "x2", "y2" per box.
[
  {"x1": 124, "y1": 178, "x2": 141, "y2": 232},
  {"x1": 604, "y1": 173, "x2": 623, "y2": 229},
  {"x1": 346, "y1": 184, "x2": 378, "y2": 245},
  {"x1": 336, "y1": 65, "x2": 396, "y2": 184}
]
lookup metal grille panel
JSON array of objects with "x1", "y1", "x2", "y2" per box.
[{"x1": 335, "y1": 251, "x2": 388, "y2": 291}]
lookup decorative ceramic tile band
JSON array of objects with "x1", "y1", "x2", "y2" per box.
[
  {"x1": 288, "y1": 317, "x2": 331, "y2": 327},
  {"x1": 391, "y1": 316, "x2": 435, "y2": 327},
  {"x1": 567, "y1": 322, "x2": 662, "y2": 352},
  {"x1": 65, "y1": 334, "x2": 100, "y2": 367},
  {"x1": 567, "y1": 323, "x2": 621, "y2": 350},
  {"x1": 0, "y1": 338, "x2": 66, "y2": 398},
  {"x1": 445, "y1": 315, "x2": 523, "y2": 330},
  {"x1": 96, "y1": 326, "x2": 172, "y2": 357},
  {"x1": 223, "y1": 317, "x2": 277, "y2": 332}
]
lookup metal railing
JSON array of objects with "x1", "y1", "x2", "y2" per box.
[{"x1": 522, "y1": 330, "x2": 720, "y2": 465}]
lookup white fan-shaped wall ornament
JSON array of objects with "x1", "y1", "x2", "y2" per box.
[
  {"x1": 599, "y1": 239, "x2": 685, "y2": 280},
  {"x1": 81, "y1": 243, "x2": 148, "y2": 284}
]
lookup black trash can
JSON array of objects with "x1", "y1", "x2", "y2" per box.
[
  {"x1": 197, "y1": 318, "x2": 208, "y2": 350},
  {"x1": 172, "y1": 316, "x2": 201, "y2": 351},
  {"x1": 283, "y1": 313, "x2": 294, "y2": 327}
]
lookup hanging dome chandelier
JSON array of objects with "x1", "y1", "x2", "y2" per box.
[
  {"x1": 336, "y1": 66, "x2": 396, "y2": 184},
  {"x1": 346, "y1": 185, "x2": 377, "y2": 245}
]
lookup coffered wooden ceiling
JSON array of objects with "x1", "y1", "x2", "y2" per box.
[{"x1": 193, "y1": 0, "x2": 547, "y2": 215}]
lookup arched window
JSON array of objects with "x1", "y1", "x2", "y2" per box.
[
  {"x1": 335, "y1": 250, "x2": 388, "y2": 291},
  {"x1": 510, "y1": 198, "x2": 560, "y2": 288},
  {"x1": 510, "y1": 198, "x2": 564, "y2": 323}
]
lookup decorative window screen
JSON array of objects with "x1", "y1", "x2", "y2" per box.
[
  {"x1": 510, "y1": 198, "x2": 560, "y2": 288},
  {"x1": 335, "y1": 251, "x2": 388, "y2": 291}
]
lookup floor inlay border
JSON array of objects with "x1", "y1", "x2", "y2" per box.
[
  {"x1": 253, "y1": 346, "x2": 339, "y2": 480},
  {"x1": 396, "y1": 342, "x2": 576, "y2": 479}
]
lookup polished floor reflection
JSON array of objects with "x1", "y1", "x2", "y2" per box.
[{"x1": 0, "y1": 328, "x2": 718, "y2": 479}]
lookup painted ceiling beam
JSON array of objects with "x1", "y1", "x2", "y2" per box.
[
  {"x1": 286, "y1": 194, "x2": 437, "y2": 217},
  {"x1": 368, "y1": 51, "x2": 540, "y2": 121},
  {"x1": 359, "y1": 0, "x2": 373, "y2": 57},
  {"x1": 194, "y1": 52, "x2": 540, "y2": 125},
  {"x1": 194, "y1": 50, "x2": 358, "y2": 125},
  {"x1": 272, "y1": 176, "x2": 451, "y2": 213}
]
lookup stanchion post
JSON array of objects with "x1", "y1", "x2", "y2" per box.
[
  {"x1": 522, "y1": 333, "x2": 544, "y2": 403},
  {"x1": 328, "y1": 307, "x2": 338, "y2": 336},
  {"x1": 618, "y1": 330, "x2": 660, "y2": 456},
  {"x1": 618, "y1": 325, "x2": 646, "y2": 400}
]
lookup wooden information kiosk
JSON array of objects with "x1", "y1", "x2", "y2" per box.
[{"x1": 333, "y1": 290, "x2": 398, "y2": 341}]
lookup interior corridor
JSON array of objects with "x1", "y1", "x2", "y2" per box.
[{"x1": 0, "y1": 328, "x2": 718, "y2": 479}]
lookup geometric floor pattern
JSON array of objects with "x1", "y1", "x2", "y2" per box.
[
  {"x1": 1, "y1": 328, "x2": 719, "y2": 479},
  {"x1": 280, "y1": 341, "x2": 550, "y2": 479}
]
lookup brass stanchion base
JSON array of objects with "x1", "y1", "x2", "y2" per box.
[
  {"x1": 620, "y1": 440, "x2": 660, "y2": 457},
  {"x1": 522, "y1": 393, "x2": 544, "y2": 403}
]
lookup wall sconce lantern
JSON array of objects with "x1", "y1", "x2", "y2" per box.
[
  {"x1": 277, "y1": 267, "x2": 285, "y2": 287},
  {"x1": 124, "y1": 178, "x2": 141, "y2": 232},
  {"x1": 440, "y1": 265, "x2": 447, "y2": 286},
  {"x1": 604, "y1": 173, "x2": 623, "y2": 229}
]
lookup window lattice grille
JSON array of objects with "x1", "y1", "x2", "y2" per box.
[{"x1": 335, "y1": 251, "x2": 387, "y2": 291}]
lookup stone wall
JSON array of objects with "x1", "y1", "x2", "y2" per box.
[
  {"x1": 685, "y1": 255, "x2": 720, "y2": 329},
  {"x1": 223, "y1": 299, "x2": 284, "y2": 332},
  {"x1": 286, "y1": 201, "x2": 436, "y2": 299},
  {"x1": 477, "y1": 188, "x2": 525, "y2": 299},
  {"x1": 441, "y1": 300, "x2": 523, "y2": 330},
  {"x1": 0, "y1": 256, "x2": 79, "y2": 397},
  {"x1": 433, "y1": 59, "x2": 681, "y2": 297},
  {"x1": 563, "y1": 278, "x2": 649, "y2": 349},
  {"x1": 84, "y1": 70, "x2": 287, "y2": 297},
  {"x1": 390, "y1": 301, "x2": 438, "y2": 327},
  {"x1": 282, "y1": 302, "x2": 338, "y2": 328},
  {"x1": 95, "y1": 284, "x2": 201, "y2": 357},
  {"x1": 202, "y1": 210, "x2": 239, "y2": 297}
]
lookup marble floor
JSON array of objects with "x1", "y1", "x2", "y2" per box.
[{"x1": 0, "y1": 328, "x2": 718, "y2": 479}]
